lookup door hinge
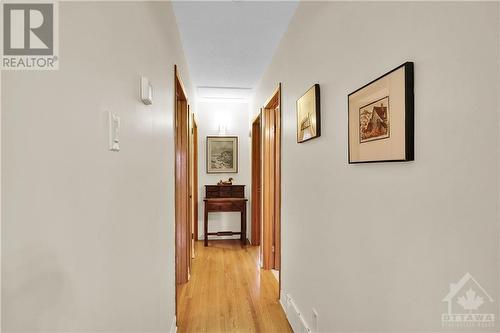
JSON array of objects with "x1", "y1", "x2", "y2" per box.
[{"x1": 272, "y1": 245, "x2": 275, "y2": 253}]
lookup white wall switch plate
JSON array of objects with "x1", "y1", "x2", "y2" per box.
[{"x1": 109, "y1": 111, "x2": 120, "y2": 151}]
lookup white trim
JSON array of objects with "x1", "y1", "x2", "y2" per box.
[
  {"x1": 0, "y1": 54, "x2": 3, "y2": 332},
  {"x1": 271, "y1": 269, "x2": 279, "y2": 281},
  {"x1": 279, "y1": 297, "x2": 293, "y2": 331},
  {"x1": 280, "y1": 294, "x2": 296, "y2": 332},
  {"x1": 498, "y1": 0, "x2": 500, "y2": 320},
  {"x1": 169, "y1": 315, "x2": 177, "y2": 333},
  {"x1": 280, "y1": 298, "x2": 287, "y2": 316}
]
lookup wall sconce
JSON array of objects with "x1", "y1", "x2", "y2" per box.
[
  {"x1": 140, "y1": 76, "x2": 153, "y2": 105},
  {"x1": 218, "y1": 124, "x2": 227, "y2": 136}
]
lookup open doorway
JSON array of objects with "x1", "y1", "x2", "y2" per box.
[
  {"x1": 189, "y1": 113, "x2": 198, "y2": 261},
  {"x1": 259, "y1": 84, "x2": 282, "y2": 297},
  {"x1": 251, "y1": 113, "x2": 262, "y2": 247}
]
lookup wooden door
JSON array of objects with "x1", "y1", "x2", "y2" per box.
[
  {"x1": 262, "y1": 85, "x2": 281, "y2": 271},
  {"x1": 251, "y1": 114, "x2": 262, "y2": 246},
  {"x1": 263, "y1": 107, "x2": 275, "y2": 269},
  {"x1": 273, "y1": 105, "x2": 281, "y2": 269}
]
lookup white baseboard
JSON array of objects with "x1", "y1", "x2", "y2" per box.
[
  {"x1": 280, "y1": 298, "x2": 287, "y2": 315},
  {"x1": 169, "y1": 315, "x2": 177, "y2": 333},
  {"x1": 271, "y1": 269, "x2": 279, "y2": 281},
  {"x1": 280, "y1": 294, "x2": 292, "y2": 330},
  {"x1": 282, "y1": 294, "x2": 311, "y2": 333}
]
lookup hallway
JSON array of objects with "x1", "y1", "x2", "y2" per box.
[
  {"x1": 2, "y1": 1, "x2": 500, "y2": 332},
  {"x1": 177, "y1": 241, "x2": 291, "y2": 333}
]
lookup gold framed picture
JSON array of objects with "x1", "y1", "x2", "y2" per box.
[
  {"x1": 206, "y1": 136, "x2": 238, "y2": 173},
  {"x1": 297, "y1": 84, "x2": 321, "y2": 143},
  {"x1": 348, "y1": 62, "x2": 414, "y2": 163}
]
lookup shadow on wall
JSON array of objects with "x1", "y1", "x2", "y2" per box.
[{"x1": 3, "y1": 245, "x2": 74, "y2": 329}]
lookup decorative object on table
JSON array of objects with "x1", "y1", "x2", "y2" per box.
[
  {"x1": 297, "y1": 84, "x2": 321, "y2": 143},
  {"x1": 206, "y1": 136, "x2": 238, "y2": 173},
  {"x1": 348, "y1": 62, "x2": 414, "y2": 163},
  {"x1": 217, "y1": 177, "x2": 234, "y2": 185}
]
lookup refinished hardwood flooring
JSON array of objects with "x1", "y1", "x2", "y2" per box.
[{"x1": 177, "y1": 240, "x2": 292, "y2": 333}]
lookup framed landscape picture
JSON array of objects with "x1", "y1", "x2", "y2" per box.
[
  {"x1": 348, "y1": 62, "x2": 414, "y2": 163},
  {"x1": 297, "y1": 84, "x2": 321, "y2": 143},
  {"x1": 206, "y1": 136, "x2": 238, "y2": 173}
]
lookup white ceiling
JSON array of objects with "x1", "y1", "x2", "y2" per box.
[{"x1": 172, "y1": 1, "x2": 298, "y2": 96}]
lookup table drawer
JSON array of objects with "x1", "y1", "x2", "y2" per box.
[
  {"x1": 219, "y1": 188, "x2": 232, "y2": 197},
  {"x1": 208, "y1": 202, "x2": 243, "y2": 211},
  {"x1": 205, "y1": 185, "x2": 245, "y2": 198}
]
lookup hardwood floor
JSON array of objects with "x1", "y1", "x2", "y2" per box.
[{"x1": 177, "y1": 240, "x2": 292, "y2": 333}]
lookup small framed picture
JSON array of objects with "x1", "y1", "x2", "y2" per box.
[
  {"x1": 348, "y1": 62, "x2": 414, "y2": 163},
  {"x1": 297, "y1": 84, "x2": 321, "y2": 143},
  {"x1": 206, "y1": 136, "x2": 238, "y2": 173}
]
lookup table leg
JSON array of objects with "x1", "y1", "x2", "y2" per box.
[
  {"x1": 204, "y1": 203, "x2": 208, "y2": 247},
  {"x1": 241, "y1": 204, "x2": 247, "y2": 246}
]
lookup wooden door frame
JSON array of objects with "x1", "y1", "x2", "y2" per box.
[
  {"x1": 188, "y1": 111, "x2": 196, "y2": 261},
  {"x1": 187, "y1": 105, "x2": 193, "y2": 268},
  {"x1": 174, "y1": 65, "x2": 191, "y2": 322},
  {"x1": 251, "y1": 113, "x2": 262, "y2": 246},
  {"x1": 262, "y1": 83, "x2": 281, "y2": 277},
  {"x1": 193, "y1": 118, "x2": 199, "y2": 241}
]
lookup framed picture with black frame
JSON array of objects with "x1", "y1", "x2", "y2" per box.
[
  {"x1": 348, "y1": 62, "x2": 414, "y2": 163},
  {"x1": 296, "y1": 84, "x2": 321, "y2": 143}
]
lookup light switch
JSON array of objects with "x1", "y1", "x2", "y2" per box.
[{"x1": 109, "y1": 111, "x2": 120, "y2": 151}]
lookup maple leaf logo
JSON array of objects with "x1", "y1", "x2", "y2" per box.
[{"x1": 457, "y1": 289, "x2": 484, "y2": 312}]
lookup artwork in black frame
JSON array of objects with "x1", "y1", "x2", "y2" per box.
[
  {"x1": 348, "y1": 62, "x2": 414, "y2": 163},
  {"x1": 296, "y1": 84, "x2": 321, "y2": 143}
]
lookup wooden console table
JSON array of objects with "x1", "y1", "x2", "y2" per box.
[{"x1": 204, "y1": 185, "x2": 247, "y2": 246}]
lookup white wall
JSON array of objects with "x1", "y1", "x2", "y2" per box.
[
  {"x1": 196, "y1": 101, "x2": 251, "y2": 241},
  {"x1": 1, "y1": 2, "x2": 192, "y2": 331},
  {"x1": 252, "y1": 2, "x2": 500, "y2": 332}
]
